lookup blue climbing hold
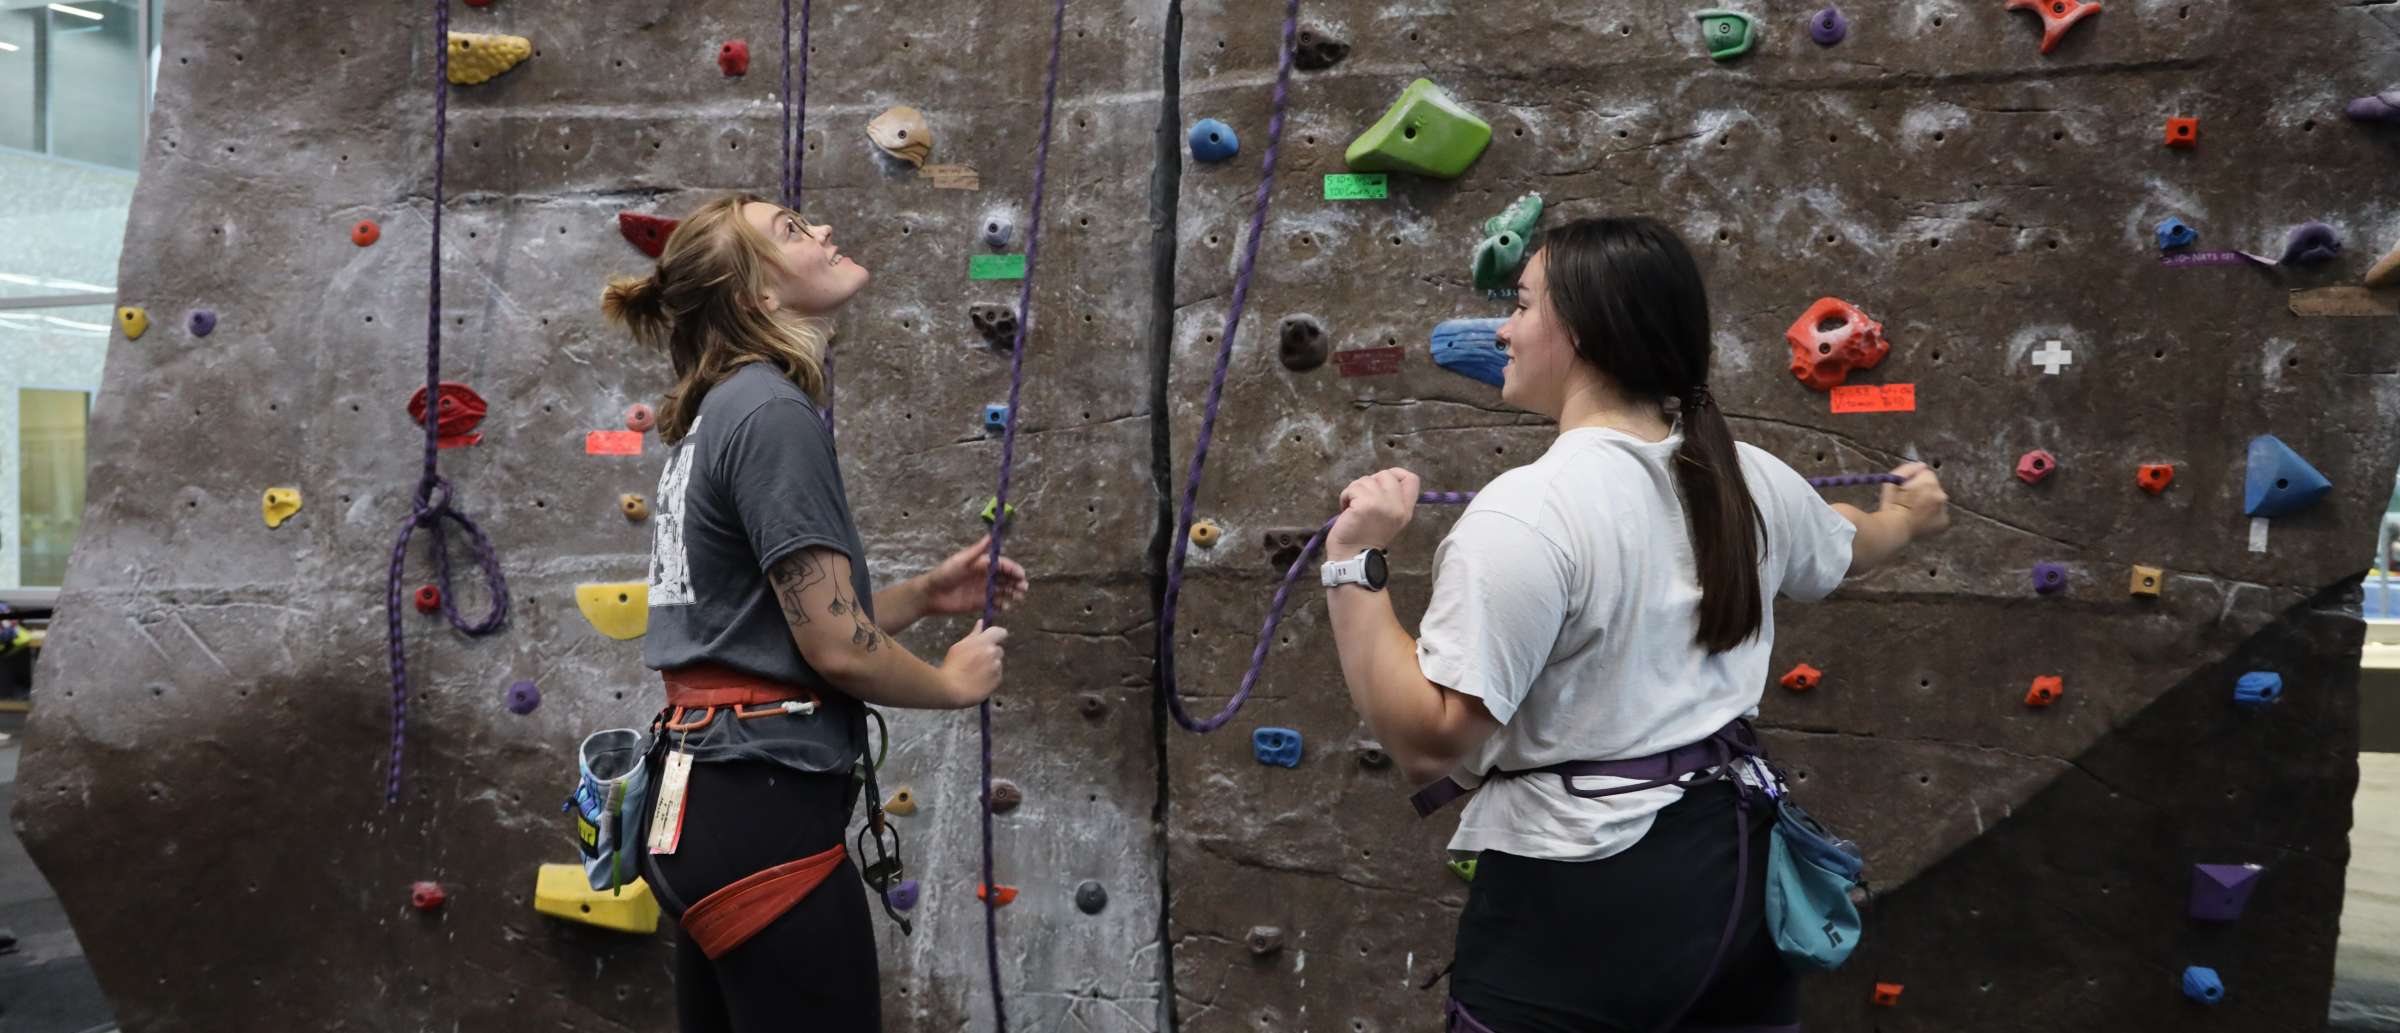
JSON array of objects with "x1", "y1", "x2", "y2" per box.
[
  {"x1": 1431, "y1": 318, "x2": 1509, "y2": 387},
  {"x1": 983, "y1": 404, "x2": 1009, "y2": 435},
  {"x1": 1189, "y1": 118, "x2": 1239, "y2": 163},
  {"x1": 2156, "y1": 218, "x2": 2197, "y2": 252},
  {"x1": 1252, "y1": 726, "x2": 1302, "y2": 768},
  {"x1": 2233, "y1": 671, "x2": 2282, "y2": 709},
  {"x1": 2181, "y1": 966, "x2": 2225, "y2": 1005},
  {"x1": 2243, "y1": 435, "x2": 2332, "y2": 519}
]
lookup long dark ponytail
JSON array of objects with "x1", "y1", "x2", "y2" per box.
[{"x1": 1534, "y1": 217, "x2": 1766, "y2": 653}]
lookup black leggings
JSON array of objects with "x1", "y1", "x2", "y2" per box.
[
  {"x1": 1449, "y1": 780, "x2": 1798, "y2": 1033},
  {"x1": 637, "y1": 756, "x2": 881, "y2": 1033}
]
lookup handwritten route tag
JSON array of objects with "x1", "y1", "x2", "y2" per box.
[
  {"x1": 585, "y1": 430, "x2": 644, "y2": 455},
  {"x1": 1333, "y1": 346, "x2": 1405, "y2": 377},
  {"x1": 2288, "y1": 287, "x2": 2398, "y2": 318},
  {"x1": 970, "y1": 254, "x2": 1027, "y2": 280},
  {"x1": 1829, "y1": 383, "x2": 1915, "y2": 414},
  {"x1": 923, "y1": 164, "x2": 980, "y2": 190},
  {"x1": 1324, "y1": 174, "x2": 1388, "y2": 201}
]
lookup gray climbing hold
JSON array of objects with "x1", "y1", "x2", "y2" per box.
[{"x1": 1075, "y1": 880, "x2": 1108, "y2": 914}]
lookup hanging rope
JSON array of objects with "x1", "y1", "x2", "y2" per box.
[{"x1": 384, "y1": 0, "x2": 511, "y2": 805}]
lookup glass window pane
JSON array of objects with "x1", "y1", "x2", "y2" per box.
[
  {"x1": 20, "y1": 387, "x2": 89, "y2": 588},
  {"x1": 0, "y1": 9, "x2": 37, "y2": 152},
  {"x1": 45, "y1": 1, "x2": 141, "y2": 169}
]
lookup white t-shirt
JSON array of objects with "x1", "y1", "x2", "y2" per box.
[{"x1": 1414, "y1": 426, "x2": 1857, "y2": 862}]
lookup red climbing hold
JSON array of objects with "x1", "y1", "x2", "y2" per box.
[
  {"x1": 626, "y1": 403, "x2": 656, "y2": 433},
  {"x1": 619, "y1": 212, "x2": 679, "y2": 258},
  {"x1": 410, "y1": 880, "x2": 448, "y2": 911},
  {"x1": 414, "y1": 586, "x2": 443, "y2": 614},
  {"x1": 1784, "y1": 297, "x2": 1891, "y2": 392},
  {"x1": 407, "y1": 382, "x2": 489, "y2": 449},
  {"x1": 2025, "y1": 675, "x2": 2064, "y2": 707},
  {"x1": 1779, "y1": 664, "x2": 1823, "y2": 692},
  {"x1": 2137, "y1": 463, "x2": 2175, "y2": 494},
  {"x1": 351, "y1": 219, "x2": 381, "y2": 247},
  {"x1": 1872, "y1": 982, "x2": 1905, "y2": 1007},
  {"x1": 2015, "y1": 449, "x2": 2057, "y2": 486},
  {"x1": 2163, "y1": 117, "x2": 2198, "y2": 149},
  {"x1": 976, "y1": 884, "x2": 1019, "y2": 907},
  {"x1": 718, "y1": 40, "x2": 750, "y2": 76},
  {"x1": 463, "y1": 0, "x2": 491, "y2": 6},
  {"x1": 2005, "y1": 0, "x2": 2100, "y2": 56}
]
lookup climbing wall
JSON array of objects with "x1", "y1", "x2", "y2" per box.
[{"x1": 12, "y1": 1, "x2": 2399, "y2": 1032}]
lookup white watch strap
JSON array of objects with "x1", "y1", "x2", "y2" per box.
[{"x1": 1321, "y1": 551, "x2": 1369, "y2": 588}]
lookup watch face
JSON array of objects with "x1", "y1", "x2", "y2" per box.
[{"x1": 1363, "y1": 549, "x2": 1388, "y2": 589}]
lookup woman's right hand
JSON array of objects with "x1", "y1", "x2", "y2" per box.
[
  {"x1": 941, "y1": 620, "x2": 1009, "y2": 706},
  {"x1": 1879, "y1": 462, "x2": 1951, "y2": 541}
]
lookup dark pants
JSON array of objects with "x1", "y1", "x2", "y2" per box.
[
  {"x1": 639, "y1": 757, "x2": 882, "y2": 1033},
  {"x1": 1449, "y1": 780, "x2": 1799, "y2": 1033}
]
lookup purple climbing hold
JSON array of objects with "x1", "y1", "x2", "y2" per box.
[
  {"x1": 505, "y1": 679, "x2": 540, "y2": 715},
  {"x1": 2032, "y1": 562, "x2": 2067, "y2": 596},
  {"x1": 2346, "y1": 90, "x2": 2400, "y2": 125},
  {"x1": 2280, "y1": 222, "x2": 2342, "y2": 266},
  {"x1": 188, "y1": 309, "x2": 217, "y2": 337},
  {"x1": 2190, "y1": 863, "x2": 2263, "y2": 922},
  {"x1": 1809, "y1": 6, "x2": 1848, "y2": 46},
  {"x1": 886, "y1": 879, "x2": 921, "y2": 911}
]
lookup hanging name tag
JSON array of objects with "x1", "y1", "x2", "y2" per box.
[{"x1": 647, "y1": 750, "x2": 694, "y2": 855}]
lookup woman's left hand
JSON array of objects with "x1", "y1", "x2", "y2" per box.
[
  {"x1": 920, "y1": 534, "x2": 1030, "y2": 616},
  {"x1": 1328, "y1": 467, "x2": 1421, "y2": 556}
]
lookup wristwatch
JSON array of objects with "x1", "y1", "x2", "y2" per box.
[{"x1": 1320, "y1": 548, "x2": 1389, "y2": 591}]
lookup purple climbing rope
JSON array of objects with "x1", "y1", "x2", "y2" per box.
[
  {"x1": 781, "y1": 0, "x2": 834, "y2": 439},
  {"x1": 384, "y1": 0, "x2": 510, "y2": 805}
]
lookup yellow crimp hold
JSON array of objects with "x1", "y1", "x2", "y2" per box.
[
  {"x1": 447, "y1": 32, "x2": 533, "y2": 85},
  {"x1": 533, "y1": 863, "x2": 660, "y2": 934},
  {"x1": 261, "y1": 487, "x2": 302, "y2": 529},
  {"x1": 883, "y1": 785, "x2": 917, "y2": 817},
  {"x1": 576, "y1": 582, "x2": 649, "y2": 640},
  {"x1": 117, "y1": 306, "x2": 148, "y2": 340}
]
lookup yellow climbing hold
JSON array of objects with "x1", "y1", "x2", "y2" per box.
[
  {"x1": 447, "y1": 32, "x2": 533, "y2": 85},
  {"x1": 533, "y1": 863, "x2": 660, "y2": 934},
  {"x1": 576, "y1": 582, "x2": 649, "y2": 640},
  {"x1": 117, "y1": 306, "x2": 148, "y2": 340},
  {"x1": 883, "y1": 785, "x2": 918, "y2": 817},
  {"x1": 261, "y1": 487, "x2": 302, "y2": 529}
]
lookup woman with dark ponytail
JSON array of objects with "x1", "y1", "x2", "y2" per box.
[{"x1": 1321, "y1": 217, "x2": 1948, "y2": 1032}]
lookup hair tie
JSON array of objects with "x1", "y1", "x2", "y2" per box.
[{"x1": 1683, "y1": 384, "x2": 1715, "y2": 409}]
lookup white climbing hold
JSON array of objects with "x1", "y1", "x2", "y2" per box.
[{"x1": 2032, "y1": 340, "x2": 2073, "y2": 375}]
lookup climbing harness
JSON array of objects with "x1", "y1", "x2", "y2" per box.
[{"x1": 385, "y1": 0, "x2": 510, "y2": 804}]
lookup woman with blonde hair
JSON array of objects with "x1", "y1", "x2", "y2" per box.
[{"x1": 602, "y1": 192, "x2": 1026, "y2": 1032}]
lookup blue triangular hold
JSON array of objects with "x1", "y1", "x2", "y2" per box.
[
  {"x1": 1431, "y1": 318, "x2": 1508, "y2": 387},
  {"x1": 2244, "y1": 435, "x2": 2332, "y2": 518}
]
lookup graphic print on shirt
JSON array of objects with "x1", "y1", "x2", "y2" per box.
[{"x1": 647, "y1": 414, "x2": 701, "y2": 607}]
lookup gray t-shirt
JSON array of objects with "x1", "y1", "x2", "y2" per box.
[{"x1": 642, "y1": 363, "x2": 870, "y2": 774}]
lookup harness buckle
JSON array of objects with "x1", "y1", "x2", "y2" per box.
[{"x1": 781, "y1": 699, "x2": 818, "y2": 716}]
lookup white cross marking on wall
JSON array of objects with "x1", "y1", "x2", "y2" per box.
[{"x1": 2032, "y1": 340, "x2": 2073, "y2": 375}]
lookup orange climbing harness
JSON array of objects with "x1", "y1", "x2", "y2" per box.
[
  {"x1": 660, "y1": 663, "x2": 824, "y2": 729},
  {"x1": 680, "y1": 842, "x2": 849, "y2": 959}
]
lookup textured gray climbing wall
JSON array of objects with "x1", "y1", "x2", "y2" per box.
[{"x1": 12, "y1": 1, "x2": 2399, "y2": 1032}]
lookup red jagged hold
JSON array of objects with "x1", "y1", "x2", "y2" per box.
[
  {"x1": 620, "y1": 212, "x2": 680, "y2": 258},
  {"x1": 2005, "y1": 0, "x2": 2101, "y2": 56}
]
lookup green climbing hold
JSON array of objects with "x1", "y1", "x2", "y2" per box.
[
  {"x1": 1343, "y1": 78, "x2": 1492, "y2": 180},
  {"x1": 1447, "y1": 857, "x2": 1478, "y2": 883},
  {"x1": 980, "y1": 496, "x2": 1020, "y2": 525},
  {"x1": 1471, "y1": 192, "x2": 1545, "y2": 293},
  {"x1": 1694, "y1": 9, "x2": 1759, "y2": 61}
]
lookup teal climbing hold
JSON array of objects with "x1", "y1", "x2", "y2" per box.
[
  {"x1": 1695, "y1": 9, "x2": 1760, "y2": 60},
  {"x1": 2243, "y1": 435, "x2": 2332, "y2": 519},
  {"x1": 1472, "y1": 192, "x2": 1544, "y2": 292},
  {"x1": 1344, "y1": 78, "x2": 1492, "y2": 180}
]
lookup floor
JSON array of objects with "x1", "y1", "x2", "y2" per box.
[
  {"x1": 2335, "y1": 752, "x2": 2400, "y2": 1031},
  {"x1": 0, "y1": 711, "x2": 116, "y2": 1032}
]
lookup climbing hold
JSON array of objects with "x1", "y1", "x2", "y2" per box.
[
  {"x1": 982, "y1": 405, "x2": 1009, "y2": 436},
  {"x1": 575, "y1": 582, "x2": 650, "y2": 640},
  {"x1": 1076, "y1": 880, "x2": 1108, "y2": 914},
  {"x1": 1808, "y1": 6, "x2": 1848, "y2": 45},
  {"x1": 2191, "y1": 863, "x2": 2264, "y2": 921},
  {"x1": 717, "y1": 40, "x2": 749, "y2": 77},
  {"x1": 445, "y1": 32, "x2": 534, "y2": 85},
  {"x1": 2137, "y1": 464, "x2": 2175, "y2": 494},
  {"x1": 352, "y1": 219, "x2": 381, "y2": 247},
  {"x1": 533, "y1": 863, "x2": 661, "y2": 934},
  {"x1": 2278, "y1": 222, "x2": 2342, "y2": 266},
  {"x1": 407, "y1": 382, "x2": 490, "y2": 449},
  {"x1": 989, "y1": 779, "x2": 1023, "y2": 814},
  {"x1": 2024, "y1": 675, "x2": 2063, "y2": 707},
  {"x1": 2163, "y1": 117, "x2": 2199, "y2": 149},
  {"x1": 1190, "y1": 520, "x2": 1223, "y2": 549},
  {"x1": 1252, "y1": 727, "x2": 1303, "y2": 768},
  {"x1": 2015, "y1": 449, "x2": 2057, "y2": 486},
  {"x1": 1447, "y1": 857, "x2": 1479, "y2": 882},
  {"x1": 618, "y1": 213, "x2": 678, "y2": 259},
  {"x1": 1279, "y1": 315, "x2": 1329, "y2": 372},
  {"x1": 2345, "y1": 90, "x2": 2400, "y2": 125},
  {"x1": 1784, "y1": 298, "x2": 1891, "y2": 392},
  {"x1": 980, "y1": 215, "x2": 1015, "y2": 250},
  {"x1": 410, "y1": 880, "x2": 447, "y2": 912},
  {"x1": 1430, "y1": 318, "x2": 1509, "y2": 388},
  {"x1": 2233, "y1": 672, "x2": 2283, "y2": 709},
  {"x1": 970, "y1": 304, "x2": 1019, "y2": 350},
  {"x1": 1872, "y1": 983, "x2": 1904, "y2": 1007},
  {"x1": 1472, "y1": 192, "x2": 1545, "y2": 293},
  {"x1": 1188, "y1": 118, "x2": 1240, "y2": 163},
  {"x1": 867, "y1": 107, "x2": 934, "y2": 167},
  {"x1": 505, "y1": 679, "x2": 541, "y2": 715},
  {"x1": 2180, "y1": 966, "x2": 2224, "y2": 1005},
  {"x1": 2004, "y1": 0, "x2": 2101, "y2": 56},
  {"x1": 975, "y1": 884, "x2": 1018, "y2": 907},
  {"x1": 625, "y1": 404, "x2": 655, "y2": 433},
  {"x1": 979, "y1": 496, "x2": 1019, "y2": 526},
  {"x1": 884, "y1": 785, "x2": 917, "y2": 817},
  {"x1": 415, "y1": 586, "x2": 443, "y2": 614},
  {"x1": 620, "y1": 494, "x2": 649, "y2": 522},
  {"x1": 886, "y1": 879, "x2": 922, "y2": 911},
  {"x1": 1355, "y1": 740, "x2": 1391, "y2": 769},
  {"x1": 1246, "y1": 926, "x2": 1285, "y2": 956},
  {"x1": 1694, "y1": 9, "x2": 1760, "y2": 61},
  {"x1": 1344, "y1": 78, "x2": 1493, "y2": 180},
  {"x1": 2129, "y1": 565, "x2": 2163, "y2": 598},
  {"x1": 1779, "y1": 664, "x2": 1822, "y2": 692},
  {"x1": 2156, "y1": 219, "x2": 2197, "y2": 252},
  {"x1": 1294, "y1": 24, "x2": 1351, "y2": 70},
  {"x1": 2369, "y1": 240, "x2": 2400, "y2": 288},
  {"x1": 2243, "y1": 435, "x2": 2332, "y2": 518},
  {"x1": 117, "y1": 306, "x2": 148, "y2": 340},
  {"x1": 188, "y1": 309, "x2": 217, "y2": 337},
  {"x1": 1076, "y1": 692, "x2": 1107, "y2": 719},
  {"x1": 261, "y1": 487, "x2": 302, "y2": 529},
  {"x1": 2032, "y1": 562, "x2": 2068, "y2": 595},
  {"x1": 1261, "y1": 528, "x2": 1316, "y2": 571}
]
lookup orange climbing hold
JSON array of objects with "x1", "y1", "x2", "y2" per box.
[
  {"x1": 2025, "y1": 675, "x2": 2064, "y2": 707},
  {"x1": 619, "y1": 212, "x2": 679, "y2": 258},
  {"x1": 976, "y1": 884, "x2": 1018, "y2": 907},
  {"x1": 2137, "y1": 464, "x2": 2175, "y2": 494},
  {"x1": 2005, "y1": 0, "x2": 2100, "y2": 55},
  {"x1": 1872, "y1": 982, "x2": 1905, "y2": 1006},
  {"x1": 352, "y1": 219, "x2": 381, "y2": 247},
  {"x1": 2163, "y1": 117, "x2": 2198, "y2": 149},
  {"x1": 1780, "y1": 664, "x2": 1823, "y2": 692}
]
